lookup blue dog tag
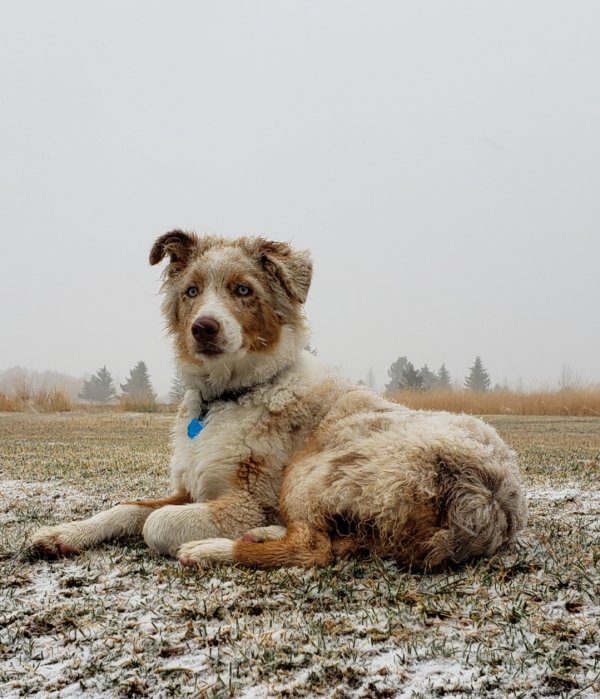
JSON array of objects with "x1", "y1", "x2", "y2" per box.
[{"x1": 187, "y1": 418, "x2": 204, "y2": 439}]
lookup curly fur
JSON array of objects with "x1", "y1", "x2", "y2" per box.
[{"x1": 31, "y1": 232, "x2": 527, "y2": 569}]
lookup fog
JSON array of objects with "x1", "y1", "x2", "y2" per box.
[{"x1": 1, "y1": 1, "x2": 599, "y2": 397}]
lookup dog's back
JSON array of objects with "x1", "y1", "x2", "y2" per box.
[{"x1": 224, "y1": 377, "x2": 527, "y2": 569}]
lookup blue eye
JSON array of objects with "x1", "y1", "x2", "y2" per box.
[
  {"x1": 236, "y1": 285, "x2": 251, "y2": 297},
  {"x1": 186, "y1": 286, "x2": 198, "y2": 298}
]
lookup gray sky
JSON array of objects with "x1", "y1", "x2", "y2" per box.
[{"x1": 1, "y1": 1, "x2": 599, "y2": 397}]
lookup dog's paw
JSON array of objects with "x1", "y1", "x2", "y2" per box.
[
  {"x1": 241, "y1": 525, "x2": 287, "y2": 543},
  {"x1": 178, "y1": 538, "x2": 235, "y2": 567},
  {"x1": 30, "y1": 525, "x2": 81, "y2": 557}
]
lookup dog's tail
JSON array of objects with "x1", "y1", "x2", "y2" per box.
[{"x1": 421, "y1": 457, "x2": 527, "y2": 568}]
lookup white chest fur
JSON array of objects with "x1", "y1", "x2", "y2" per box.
[
  {"x1": 170, "y1": 400, "x2": 267, "y2": 502},
  {"x1": 170, "y1": 354, "x2": 331, "y2": 503}
]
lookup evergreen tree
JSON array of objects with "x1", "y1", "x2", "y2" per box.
[
  {"x1": 169, "y1": 375, "x2": 186, "y2": 404},
  {"x1": 399, "y1": 362, "x2": 424, "y2": 391},
  {"x1": 418, "y1": 364, "x2": 439, "y2": 391},
  {"x1": 385, "y1": 356, "x2": 409, "y2": 393},
  {"x1": 437, "y1": 364, "x2": 452, "y2": 391},
  {"x1": 120, "y1": 361, "x2": 156, "y2": 403},
  {"x1": 78, "y1": 365, "x2": 116, "y2": 403},
  {"x1": 464, "y1": 356, "x2": 491, "y2": 393}
]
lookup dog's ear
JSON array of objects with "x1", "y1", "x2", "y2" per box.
[
  {"x1": 256, "y1": 240, "x2": 313, "y2": 304},
  {"x1": 149, "y1": 230, "x2": 198, "y2": 277}
]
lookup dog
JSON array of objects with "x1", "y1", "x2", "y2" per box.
[{"x1": 31, "y1": 231, "x2": 527, "y2": 569}]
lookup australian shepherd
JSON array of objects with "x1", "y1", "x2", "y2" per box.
[{"x1": 32, "y1": 231, "x2": 527, "y2": 569}]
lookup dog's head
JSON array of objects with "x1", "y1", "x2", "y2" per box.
[{"x1": 150, "y1": 231, "x2": 312, "y2": 391}]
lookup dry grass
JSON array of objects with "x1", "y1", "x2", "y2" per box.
[
  {"x1": 32, "y1": 388, "x2": 73, "y2": 413},
  {"x1": 1, "y1": 412, "x2": 599, "y2": 697},
  {"x1": 3, "y1": 386, "x2": 600, "y2": 417},
  {"x1": 387, "y1": 388, "x2": 600, "y2": 416},
  {"x1": 0, "y1": 394, "x2": 176, "y2": 414},
  {"x1": 118, "y1": 396, "x2": 159, "y2": 413},
  {"x1": 0, "y1": 388, "x2": 73, "y2": 413},
  {"x1": 0, "y1": 393, "x2": 22, "y2": 412}
]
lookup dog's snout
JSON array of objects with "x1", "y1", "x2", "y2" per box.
[{"x1": 191, "y1": 316, "x2": 221, "y2": 341}]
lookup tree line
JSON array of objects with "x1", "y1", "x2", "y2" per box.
[
  {"x1": 81, "y1": 354, "x2": 494, "y2": 405},
  {"x1": 79, "y1": 361, "x2": 158, "y2": 404},
  {"x1": 385, "y1": 356, "x2": 491, "y2": 393},
  {"x1": 79, "y1": 363, "x2": 189, "y2": 405}
]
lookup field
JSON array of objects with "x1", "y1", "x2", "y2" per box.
[
  {"x1": 1, "y1": 412, "x2": 599, "y2": 698},
  {"x1": 385, "y1": 389, "x2": 600, "y2": 417}
]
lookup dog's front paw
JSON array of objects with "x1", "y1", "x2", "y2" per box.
[
  {"x1": 241, "y1": 525, "x2": 287, "y2": 543},
  {"x1": 30, "y1": 524, "x2": 81, "y2": 557},
  {"x1": 178, "y1": 538, "x2": 235, "y2": 567}
]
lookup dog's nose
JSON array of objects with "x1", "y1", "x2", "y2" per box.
[{"x1": 191, "y1": 317, "x2": 221, "y2": 341}]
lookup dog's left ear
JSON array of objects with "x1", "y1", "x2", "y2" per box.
[
  {"x1": 149, "y1": 230, "x2": 198, "y2": 277},
  {"x1": 256, "y1": 240, "x2": 313, "y2": 304}
]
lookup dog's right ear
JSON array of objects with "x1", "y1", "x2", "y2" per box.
[{"x1": 149, "y1": 230, "x2": 198, "y2": 277}]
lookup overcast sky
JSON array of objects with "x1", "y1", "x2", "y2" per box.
[{"x1": 1, "y1": 1, "x2": 599, "y2": 397}]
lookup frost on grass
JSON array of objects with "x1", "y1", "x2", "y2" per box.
[
  {"x1": 1, "y1": 412, "x2": 599, "y2": 698},
  {"x1": 0, "y1": 480, "x2": 101, "y2": 526}
]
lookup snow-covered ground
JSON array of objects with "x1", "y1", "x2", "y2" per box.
[
  {"x1": 1, "y1": 478, "x2": 599, "y2": 698},
  {"x1": 1, "y1": 413, "x2": 599, "y2": 697}
]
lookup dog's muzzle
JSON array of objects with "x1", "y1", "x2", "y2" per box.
[{"x1": 191, "y1": 316, "x2": 224, "y2": 355}]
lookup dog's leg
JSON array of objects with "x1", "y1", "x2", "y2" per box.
[
  {"x1": 30, "y1": 492, "x2": 190, "y2": 557},
  {"x1": 143, "y1": 492, "x2": 266, "y2": 557},
  {"x1": 178, "y1": 521, "x2": 333, "y2": 569},
  {"x1": 241, "y1": 525, "x2": 287, "y2": 543}
]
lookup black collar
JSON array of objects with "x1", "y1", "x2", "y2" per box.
[
  {"x1": 194, "y1": 360, "x2": 296, "y2": 422},
  {"x1": 197, "y1": 384, "x2": 256, "y2": 420}
]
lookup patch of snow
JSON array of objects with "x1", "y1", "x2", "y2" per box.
[
  {"x1": 0, "y1": 479, "x2": 100, "y2": 524},
  {"x1": 31, "y1": 566, "x2": 59, "y2": 597},
  {"x1": 396, "y1": 660, "x2": 478, "y2": 698},
  {"x1": 157, "y1": 651, "x2": 210, "y2": 674},
  {"x1": 528, "y1": 487, "x2": 600, "y2": 503},
  {"x1": 238, "y1": 687, "x2": 270, "y2": 699}
]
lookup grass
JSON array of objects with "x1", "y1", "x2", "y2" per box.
[
  {"x1": 0, "y1": 391, "x2": 178, "y2": 414},
  {"x1": 0, "y1": 388, "x2": 73, "y2": 413},
  {"x1": 4, "y1": 387, "x2": 600, "y2": 417},
  {"x1": 0, "y1": 411, "x2": 599, "y2": 697},
  {"x1": 387, "y1": 388, "x2": 600, "y2": 416},
  {"x1": 118, "y1": 396, "x2": 160, "y2": 413}
]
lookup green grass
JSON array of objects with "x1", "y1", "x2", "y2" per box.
[{"x1": 1, "y1": 412, "x2": 599, "y2": 698}]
